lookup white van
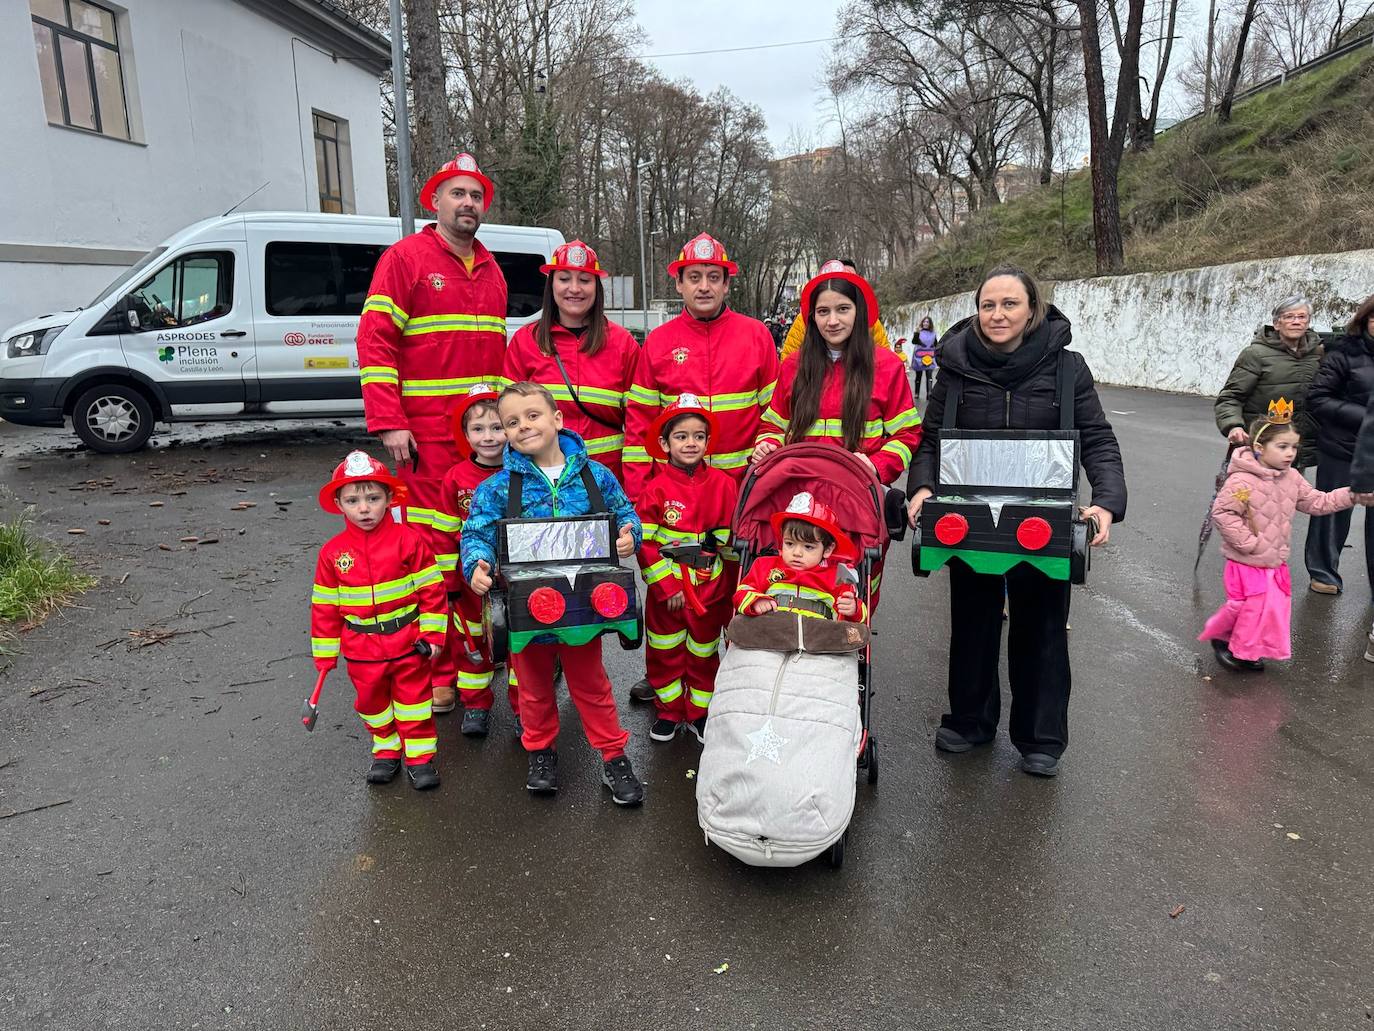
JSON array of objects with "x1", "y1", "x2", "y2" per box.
[{"x1": 0, "y1": 213, "x2": 563, "y2": 452}]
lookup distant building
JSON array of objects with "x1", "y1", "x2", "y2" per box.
[{"x1": 1, "y1": 0, "x2": 390, "y2": 332}]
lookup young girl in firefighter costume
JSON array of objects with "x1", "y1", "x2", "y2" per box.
[
  {"x1": 503, "y1": 240, "x2": 639, "y2": 484},
  {"x1": 1200, "y1": 399, "x2": 1357, "y2": 670},
  {"x1": 734, "y1": 492, "x2": 866, "y2": 623},
  {"x1": 635, "y1": 394, "x2": 740, "y2": 743},
  {"x1": 461, "y1": 382, "x2": 647, "y2": 806},
  {"x1": 436, "y1": 383, "x2": 519, "y2": 737},
  {"x1": 310, "y1": 451, "x2": 449, "y2": 790}
]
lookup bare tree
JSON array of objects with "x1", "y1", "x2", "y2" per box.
[
  {"x1": 1218, "y1": 0, "x2": 1264, "y2": 122},
  {"x1": 403, "y1": 0, "x2": 454, "y2": 196},
  {"x1": 1130, "y1": 0, "x2": 1183, "y2": 150}
]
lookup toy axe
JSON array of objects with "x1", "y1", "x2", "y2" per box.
[{"x1": 301, "y1": 669, "x2": 328, "y2": 731}]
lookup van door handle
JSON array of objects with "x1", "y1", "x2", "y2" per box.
[{"x1": 220, "y1": 330, "x2": 247, "y2": 338}]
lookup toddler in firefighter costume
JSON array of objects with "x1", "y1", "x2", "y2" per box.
[
  {"x1": 462, "y1": 382, "x2": 647, "y2": 805},
  {"x1": 635, "y1": 394, "x2": 740, "y2": 744},
  {"x1": 735, "y1": 492, "x2": 867, "y2": 623},
  {"x1": 436, "y1": 383, "x2": 520, "y2": 737},
  {"x1": 310, "y1": 451, "x2": 448, "y2": 790}
]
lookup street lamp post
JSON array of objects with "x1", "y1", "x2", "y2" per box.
[
  {"x1": 636, "y1": 160, "x2": 651, "y2": 338},
  {"x1": 389, "y1": 0, "x2": 415, "y2": 236}
]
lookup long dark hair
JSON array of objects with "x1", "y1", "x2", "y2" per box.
[
  {"x1": 536, "y1": 273, "x2": 607, "y2": 357},
  {"x1": 787, "y1": 278, "x2": 874, "y2": 450}
]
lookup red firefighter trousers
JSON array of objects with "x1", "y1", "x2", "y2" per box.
[
  {"x1": 511, "y1": 640, "x2": 630, "y2": 761},
  {"x1": 447, "y1": 589, "x2": 519, "y2": 715},
  {"x1": 645, "y1": 594, "x2": 732, "y2": 722},
  {"x1": 347, "y1": 651, "x2": 437, "y2": 765},
  {"x1": 398, "y1": 439, "x2": 460, "y2": 689}
]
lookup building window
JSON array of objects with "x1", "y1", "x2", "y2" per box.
[
  {"x1": 313, "y1": 112, "x2": 355, "y2": 214},
  {"x1": 31, "y1": 0, "x2": 130, "y2": 140}
]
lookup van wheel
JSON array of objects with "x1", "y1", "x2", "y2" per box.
[{"x1": 72, "y1": 383, "x2": 155, "y2": 453}]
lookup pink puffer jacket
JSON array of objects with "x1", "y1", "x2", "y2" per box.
[{"x1": 1213, "y1": 447, "x2": 1353, "y2": 567}]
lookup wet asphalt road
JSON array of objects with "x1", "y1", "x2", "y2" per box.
[{"x1": 1, "y1": 388, "x2": 1372, "y2": 1031}]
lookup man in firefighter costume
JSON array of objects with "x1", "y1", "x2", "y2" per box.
[
  {"x1": 310, "y1": 451, "x2": 449, "y2": 790},
  {"x1": 622, "y1": 232, "x2": 779, "y2": 701},
  {"x1": 356, "y1": 152, "x2": 509, "y2": 715}
]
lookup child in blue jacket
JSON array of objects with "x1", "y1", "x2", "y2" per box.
[{"x1": 462, "y1": 381, "x2": 646, "y2": 806}]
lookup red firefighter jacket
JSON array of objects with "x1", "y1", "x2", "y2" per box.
[
  {"x1": 357, "y1": 226, "x2": 509, "y2": 442},
  {"x1": 310, "y1": 514, "x2": 449, "y2": 670},
  {"x1": 635, "y1": 461, "x2": 740, "y2": 606},
  {"x1": 734, "y1": 555, "x2": 867, "y2": 623},
  {"x1": 623, "y1": 307, "x2": 780, "y2": 499},
  {"x1": 757, "y1": 347, "x2": 922, "y2": 485},
  {"x1": 502, "y1": 320, "x2": 639, "y2": 482},
  {"x1": 434, "y1": 455, "x2": 503, "y2": 590}
]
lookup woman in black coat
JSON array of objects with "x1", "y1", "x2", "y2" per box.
[
  {"x1": 906, "y1": 265, "x2": 1127, "y2": 777},
  {"x1": 1304, "y1": 293, "x2": 1374, "y2": 596}
]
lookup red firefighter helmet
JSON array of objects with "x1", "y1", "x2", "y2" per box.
[
  {"x1": 666, "y1": 232, "x2": 739, "y2": 277},
  {"x1": 769, "y1": 490, "x2": 856, "y2": 560},
  {"x1": 540, "y1": 239, "x2": 609, "y2": 278},
  {"x1": 449, "y1": 381, "x2": 503, "y2": 450},
  {"x1": 645, "y1": 392, "x2": 721, "y2": 460},
  {"x1": 318, "y1": 450, "x2": 408, "y2": 513},
  {"x1": 799, "y1": 259, "x2": 881, "y2": 325},
  {"x1": 420, "y1": 152, "x2": 495, "y2": 212}
]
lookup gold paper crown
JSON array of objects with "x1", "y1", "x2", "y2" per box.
[{"x1": 1266, "y1": 397, "x2": 1294, "y2": 425}]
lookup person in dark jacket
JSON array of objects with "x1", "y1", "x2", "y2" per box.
[
  {"x1": 1214, "y1": 297, "x2": 1323, "y2": 470},
  {"x1": 905, "y1": 265, "x2": 1126, "y2": 778},
  {"x1": 1304, "y1": 294, "x2": 1374, "y2": 595}
]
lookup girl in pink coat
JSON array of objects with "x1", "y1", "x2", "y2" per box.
[{"x1": 1200, "y1": 403, "x2": 1357, "y2": 670}]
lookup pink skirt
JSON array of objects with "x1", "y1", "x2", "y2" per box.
[{"x1": 1198, "y1": 561, "x2": 1292, "y2": 662}]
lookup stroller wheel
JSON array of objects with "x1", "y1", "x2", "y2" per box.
[
  {"x1": 827, "y1": 830, "x2": 847, "y2": 869},
  {"x1": 866, "y1": 737, "x2": 879, "y2": 785}
]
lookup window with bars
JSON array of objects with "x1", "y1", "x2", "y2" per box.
[
  {"x1": 313, "y1": 112, "x2": 356, "y2": 215},
  {"x1": 31, "y1": 0, "x2": 130, "y2": 140}
]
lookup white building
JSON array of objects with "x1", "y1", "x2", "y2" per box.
[{"x1": 2, "y1": 0, "x2": 390, "y2": 333}]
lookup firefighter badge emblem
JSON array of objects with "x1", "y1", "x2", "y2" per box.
[
  {"x1": 768, "y1": 567, "x2": 787, "y2": 583},
  {"x1": 429, "y1": 273, "x2": 446, "y2": 291},
  {"x1": 663, "y1": 500, "x2": 686, "y2": 525},
  {"x1": 693, "y1": 237, "x2": 715, "y2": 259},
  {"x1": 335, "y1": 551, "x2": 356, "y2": 574},
  {"x1": 671, "y1": 346, "x2": 690, "y2": 365},
  {"x1": 455, "y1": 489, "x2": 473, "y2": 517},
  {"x1": 456, "y1": 153, "x2": 478, "y2": 171},
  {"x1": 567, "y1": 244, "x2": 588, "y2": 267}
]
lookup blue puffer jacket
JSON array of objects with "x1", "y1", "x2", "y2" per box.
[{"x1": 461, "y1": 429, "x2": 643, "y2": 580}]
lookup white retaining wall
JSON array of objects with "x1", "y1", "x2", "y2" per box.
[{"x1": 889, "y1": 250, "x2": 1374, "y2": 396}]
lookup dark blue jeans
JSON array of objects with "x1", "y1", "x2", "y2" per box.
[{"x1": 1303, "y1": 453, "x2": 1374, "y2": 594}]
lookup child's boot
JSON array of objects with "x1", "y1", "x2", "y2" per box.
[
  {"x1": 650, "y1": 717, "x2": 678, "y2": 742},
  {"x1": 461, "y1": 708, "x2": 490, "y2": 737},
  {"x1": 407, "y1": 761, "x2": 440, "y2": 790},
  {"x1": 602, "y1": 755, "x2": 645, "y2": 806},
  {"x1": 366, "y1": 757, "x2": 401, "y2": 784},
  {"x1": 686, "y1": 716, "x2": 707, "y2": 744},
  {"x1": 526, "y1": 748, "x2": 558, "y2": 794}
]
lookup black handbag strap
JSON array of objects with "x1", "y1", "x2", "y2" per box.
[
  {"x1": 942, "y1": 374, "x2": 963, "y2": 429},
  {"x1": 504, "y1": 463, "x2": 608, "y2": 519},
  {"x1": 552, "y1": 350, "x2": 623, "y2": 430}
]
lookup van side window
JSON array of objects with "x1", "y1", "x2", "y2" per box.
[
  {"x1": 492, "y1": 251, "x2": 544, "y2": 319},
  {"x1": 266, "y1": 242, "x2": 386, "y2": 317},
  {"x1": 125, "y1": 251, "x2": 234, "y2": 331}
]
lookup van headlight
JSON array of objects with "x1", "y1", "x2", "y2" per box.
[{"x1": 6, "y1": 326, "x2": 66, "y2": 359}]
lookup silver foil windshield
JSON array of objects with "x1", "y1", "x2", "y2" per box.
[
  {"x1": 505, "y1": 519, "x2": 611, "y2": 563},
  {"x1": 939, "y1": 436, "x2": 1075, "y2": 491}
]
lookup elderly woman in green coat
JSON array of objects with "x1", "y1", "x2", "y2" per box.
[{"x1": 1214, "y1": 295, "x2": 1323, "y2": 469}]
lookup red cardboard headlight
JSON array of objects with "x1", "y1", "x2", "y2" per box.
[
  {"x1": 933, "y1": 513, "x2": 969, "y2": 546},
  {"x1": 591, "y1": 582, "x2": 629, "y2": 619},
  {"x1": 527, "y1": 587, "x2": 566, "y2": 624}
]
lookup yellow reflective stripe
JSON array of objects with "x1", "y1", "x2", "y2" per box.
[
  {"x1": 363, "y1": 295, "x2": 409, "y2": 329},
  {"x1": 459, "y1": 670, "x2": 494, "y2": 689},
  {"x1": 404, "y1": 736, "x2": 438, "y2": 757},
  {"x1": 737, "y1": 590, "x2": 762, "y2": 611},
  {"x1": 623, "y1": 445, "x2": 650, "y2": 464},
  {"x1": 688, "y1": 686, "x2": 713, "y2": 708},
  {"x1": 360, "y1": 365, "x2": 399, "y2": 386},
  {"x1": 312, "y1": 584, "x2": 339, "y2": 605},
  {"x1": 642, "y1": 559, "x2": 675, "y2": 585},
  {"x1": 412, "y1": 565, "x2": 442, "y2": 589},
  {"x1": 408, "y1": 507, "x2": 462, "y2": 533},
  {"x1": 643, "y1": 523, "x2": 699, "y2": 545},
  {"x1": 584, "y1": 433, "x2": 625, "y2": 455},
  {"x1": 345, "y1": 603, "x2": 418, "y2": 627},
  {"x1": 761, "y1": 408, "x2": 788, "y2": 429},
  {"x1": 359, "y1": 704, "x2": 395, "y2": 729},
  {"x1": 647, "y1": 628, "x2": 687, "y2": 649},
  {"x1": 770, "y1": 583, "x2": 834, "y2": 603},
  {"x1": 880, "y1": 439, "x2": 913, "y2": 467},
  {"x1": 435, "y1": 552, "x2": 458, "y2": 572},
  {"x1": 656, "y1": 678, "x2": 683, "y2": 703},
  {"x1": 686, "y1": 634, "x2": 719, "y2": 658},
  {"x1": 710, "y1": 449, "x2": 751, "y2": 470},
  {"x1": 402, "y1": 313, "x2": 507, "y2": 335},
  {"x1": 758, "y1": 382, "x2": 775, "y2": 405},
  {"x1": 371, "y1": 732, "x2": 401, "y2": 754},
  {"x1": 399, "y1": 375, "x2": 492, "y2": 397},
  {"x1": 311, "y1": 636, "x2": 341, "y2": 657},
  {"x1": 627, "y1": 383, "x2": 658, "y2": 406},
  {"x1": 336, "y1": 568, "x2": 440, "y2": 605},
  {"x1": 801, "y1": 418, "x2": 885, "y2": 438},
  {"x1": 393, "y1": 698, "x2": 433, "y2": 721},
  {"x1": 887, "y1": 407, "x2": 922, "y2": 431},
  {"x1": 418, "y1": 612, "x2": 448, "y2": 634},
  {"x1": 456, "y1": 615, "x2": 484, "y2": 635},
  {"x1": 543, "y1": 382, "x2": 625, "y2": 408}
]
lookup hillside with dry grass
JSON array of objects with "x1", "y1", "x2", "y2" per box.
[{"x1": 880, "y1": 48, "x2": 1374, "y2": 304}]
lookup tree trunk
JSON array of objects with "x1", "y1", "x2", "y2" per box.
[
  {"x1": 1218, "y1": 0, "x2": 1262, "y2": 123},
  {"x1": 1203, "y1": 0, "x2": 1218, "y2": 114},
  {"x1": 1076, "y1": 0, "x2": 1126, "y2": 272},
  {"x1": 404, "y1": 0, "x2": 453, "y2": 196}
]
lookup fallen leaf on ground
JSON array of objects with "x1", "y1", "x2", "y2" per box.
[
  {"x1": 97, "y1": 519, "x2": 110, "y2": 526},
  {"x1": 67, "y1": 528, "x2": 85, "y2": 535},
  {"x1": 712, "y1": 962, "x2": 730, "y2": 975},
  {"x1": 180, "y1": 536, "x2": 200, "y2": 544},
  {"x1": 157, "y1": 544, "x2": 172, "y2": 552},
  {"x1": 148, "y1": 501, "x2": 164, "y2": 508},
  {"x1": 685, "y1": 769, "x2": 696, "y2": 779},
  {"x1": 1286, "y1": 832, "x2": 1301, "y2": 840},
  {"x1": 1170, "y1": 904, "x2": 1185, "y2": 918}
]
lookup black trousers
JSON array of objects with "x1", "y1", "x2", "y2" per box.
[
  {"x1": 942, "y1": 560, "x2": 1073, "y2": 758},
  {"x1": 1303, "y1": 454, "x2": 1374, "y2": 593}
]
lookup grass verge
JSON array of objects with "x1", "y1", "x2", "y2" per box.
[{"x1": 0, "y1": 510, "x2": 97, "y2": 654}]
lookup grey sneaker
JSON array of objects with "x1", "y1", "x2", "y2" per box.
[{"x1": 601, "y1": 755, "x2": 645, "y2": 806}]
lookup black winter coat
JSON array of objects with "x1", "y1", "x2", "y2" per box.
[
  {"x1": 1305, "y1": 333, "x2": 1374, "y2": 462},
  {"x1": 906, "y1": 307, "x2": 1128, "y2": 522}
]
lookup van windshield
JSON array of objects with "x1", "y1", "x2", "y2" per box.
[{"x1": 88, "y1": 247, "x2": 167, "y2": 308}]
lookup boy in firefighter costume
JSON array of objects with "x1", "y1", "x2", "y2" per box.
[
  {"x1": 735, "y1": 492, "x2": 866, "y2": 623},
  {"x1": 635, "y1": 395, "x2": 740, "y2": 744},
  {"x1": 462, "y1": 382, "x2": 647, "y2": 806},
  {"x1": 436, "y1": 383, "x2": 520, "y2": 737},
  {"x1": 357, "y1": 152, "x2": 509, "y2": 715},
  {"x1": 310, "y1": 451, "x2": 449, "y2": 790}
]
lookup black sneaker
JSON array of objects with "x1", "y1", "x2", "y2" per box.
[
  {"x1": 512, "y1": 715, "x2": 524, "y2": 741},
  {"x1": 629, "y1": 677, "x2": 655, "y2": 704},
  {"x1": 1211, "y1": 638, "x2": 1244, "y2": 672},
  {"x1": 935, "y1": 727, "x2": 973, "y2": 753},
  {"x1": 649, "y1": 718, "x2": 678, "y2": 742},
  {"x1": 526, "y1": 748, "x2": 558, "y2": 793},
  {"x1": 461, "y1": 708, "x2": 490, "y2": 737},
  {"x1": 685, "y1": 717, "x2": 707, "y2": 744},
  {"x1": 1020, "y1": 752, "x2": 1060, "y2": 777},
  {"x1": 406, "y1": 761, "x2": 441, "y2": 790},
  {"x1": 602, "y1": 755, "x2": 645, "y2": 806},
  {"x1": 366, "y1": 757, "x2": 401, "y2": 784}
]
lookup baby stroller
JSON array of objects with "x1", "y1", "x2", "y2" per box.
[{"x1": 694, "y1": 442, "x2": 906, "y2": 868}]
